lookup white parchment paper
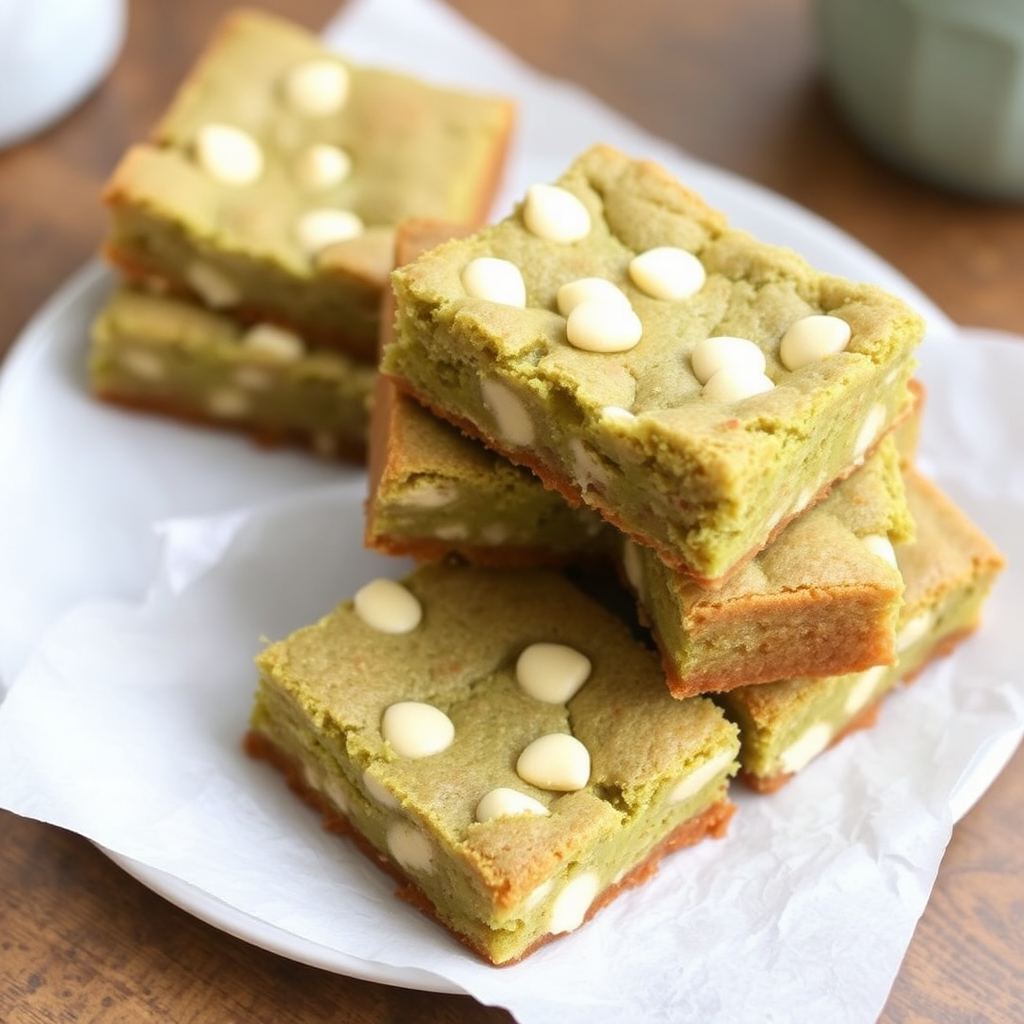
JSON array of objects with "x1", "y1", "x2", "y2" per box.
[{"x1": 0, "y1": 2, "x2": 1022, "y2": 1022}]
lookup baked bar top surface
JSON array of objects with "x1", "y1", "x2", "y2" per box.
[
  {"x1": 102, "y1": 8, "x2": 514, "y2": 346},
  {"x1": 385, "y1": 144, "x2": 924, "y2": 582},
  {"x1": 252, "y1": 564, "x2": 738, "y2": 919}
]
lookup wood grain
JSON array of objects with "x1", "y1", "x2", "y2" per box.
[{"x1": 1, "y1": 1, "x2": 1021, "y2": 1022}]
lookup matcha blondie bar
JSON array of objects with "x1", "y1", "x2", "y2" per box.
[
  {"x1": 384, "y1": 144, "x2": 924, "y2": 586},
  {"x1": 718, "y1": 468, "x2": 1004, "y2": 791},
  {"x1": 102, "y1": 9, "x2": 514, "y2": 360},
  {"x1": 621, "y1": 436, "x2": 914, "y2": 695},
  {"x1": 245, "y1": 563, "x2": 739, "y2": 965},
  {"x1": 90, "y1": 286, "x2": 376, "y2": 460}
]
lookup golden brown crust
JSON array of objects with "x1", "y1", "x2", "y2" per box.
[{"x1": 244, "y1": 728, "x2": 735, "y2": 967}]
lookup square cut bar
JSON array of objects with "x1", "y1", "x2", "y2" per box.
[
  {"x1": 90, "y1": 286, "x2": 376, "y2": 461},
  {"x1": 245, "y1": 563, "x2": 739, "y2": 966},
  {"x1": 384, "y1": 144, "x2": 924, "y2": 586},
  {"x1": 368, "y1": 218, "x2": 611, "y2": 565},
  {"x1": 717, "y1": 468, "x2": 1005, "y2": 791},
  {"x1": 620, "y1": 435, "x2": 915, "y2": 696},
  {"x1": 102, "y1": 9, "x2": 515, "y2": 361}
]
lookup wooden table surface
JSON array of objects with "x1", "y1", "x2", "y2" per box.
[{"x1": 1, "y1": 2, "x2": 1021, "y2": 1021}]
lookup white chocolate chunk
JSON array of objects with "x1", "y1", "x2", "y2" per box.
[
  {"x1": 566, "y1": 299, "x2": 643, "y2": 353},
  {"x1": 622, "y1": 539, "x2": 644, "y2": 593},
  {"x1": 667, "y1": 748, "x2": 736, "y2": 805},
  {"x1": 844, "y1": 665, "x2": 887, "y2": 716},
  {"x1": 353, "y1": 578, "x2": 422, "y2": 634},
  {"x1": 601, "y1": 404, "x2": 636, "y2": 422},
  {"x1": 362, "y1": 769, "x2": 400, "y2": 810},
  {"x1": 397, "y1": 482, "x2": 459, "y2": 509},
  {"x1": 381, "y1": 701, "x2": 455, "y2": 759},
  {"x1": 779, "y1": 314, "x2": 851, "y2": 371},
  {"x1": 516, "y1": 733, "x2": 591, "y2": 792},
  {"x1": 386, "y1": 820, "x2": 434, "y2": 873},
  {"x1": 569, "y1": 437, "x2": 608, "y2": 489},
  {"x1": 628, "y1": 246, "x2": 705, "y2": 300},
  {"x1": 241, "y1": 323, "x2": 305, "y2": 362},
  {"x1": 295, "y1": 143, "x2": 352, "y2": 191},
  {"x1": 120, "y1": 350, "x2": 165, "y2": 382},
  {"x1": 185, "y1": 260, "x2": 241, "y2": 309},
  {"x1": 523, "y1": 878, "x2": 554, "y2": 911},
  {"x1": 897, "y1": 610, "x2": 935, "y2": 653},
  {"x1": 690, "y1": 336, "x2": 766, "y2": 385},
  {"x1": 861, "y1": 533, "x2": 898, "y2": 569},
  {"x1": 480, "y1": 523, "x2": 510, "y2": 544},
  {"x1": 702, "y1": 366, "x2": 775, "y2": 402},
  {"x1": 549, "y1": 872, "x2": 600, "y2": 934},
  {"x1": 295, "y1": 208, "x2": 364, "y2": 255},
  {"x1": 480, "y1": 379, "x2": 534, "y2": 446},
  {"x1": 433, "y1": 523, "x2": 469, "y2": 542},
  {"x1": 194, "y1": 123, "x2": 263, "y2": 186},
  {"x1": 556, "y1": 277, "x2": 630, "y2": 316},
  {"x1": 207, "y1": 387, "x2": 250, "y2": 419},
  {"x1": 779, "y1": 722, "x2": 833, "y2": 775},
  {"x1": 853, "y1": 403, "x2": 886, "y2": 460},
  {"x1": 461, "y1": 257, "x2": 527, "y2": 307},
  {"x1": 516, "y1": 643, "x2": 592, "y2": 704},
  {"x1": 523, "y1": 183, "x2": 591, "y2": 243},
  {"x1": 475, "y1": 787, "x2": 550, "y2": 823},
  {"x1": 321, "y1": 771, "x2": 351, "y2": 816},
  {"x1": 283, "y1": 58, "x2": 350, "y2": 117}
]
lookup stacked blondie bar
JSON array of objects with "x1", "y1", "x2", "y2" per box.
[
  {"x1": 251, "y1": 146, "x2": 1000, "y2": 963},
  {"x1": 88, "y1": 9, "x2": 514, "y2": 460}
]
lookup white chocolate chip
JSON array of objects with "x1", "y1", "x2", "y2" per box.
[
  {"x1": 516, "y1": 643, "x2": 592, "y2": 704},
  {"x1": 321, "y1": 772, "x2": 350, "y2": 816},
  {"x1": 549, "y1": 872, "x2": 600, "y2": 934},
  {"x1": 353, "y1": 578, "x2": 422, "y2": 634},
  {"x1": 861, "y1": 533, "x2": 899, "y2": 569},
  {"x1": 433, "y1": 523, "x2": 469, "y2": 542},
  {"x1": 398, "y1": 482, "x2": 459, "y2": 509},
  {"x1": 120, "y1": 350, "x2": 165, "y2": 382},
  {"x1": 362, "y1": 769, "x2": 401, "y2": 809},
  {"x1": 779, "y1": 314, "x2": 851, "y2": 371},
  {"x1": 569, "y1": 437, "x2": 608, "y2": 489},
  {"x1": 566, "y1": 299, "x2": 643, "y2": 353},
  {"x1": 702, "y1": 366, "x2": 775, "y2": 402},
  {"x1": 461, "y1": 257, "x2": 527, "y2": 307},
  {"x1": 295, "y1": 143, "x2": 352, "y2": 191},
  {"x1": 516, "y1": 733, "x2": 591, "y2": 792},
  {"x1": 207, "y1": 387, "x2": 250, "y2": 419},
  {"x1": 622, "y1": 539, "x2": 644, "y2": 593},
  {"x1": 295, "y1": 208, "x2": 364, "y2": 255},
  {"x1": 475, "y1": 787, "x2": 550, "y2": 823},
  {"x1": 628, "y1": 246, "x2": 705, "y2": 301},
  {"x1": 690, "y1": 336, "x2": 766, "y2": 385},
  {"x1": 480, "y1": 379, "x2": 534, "y2": 447},
  {"x1": 524, "y1": 878, "x2": 554, "y2": 910},
  {"x1": 194, "y1": 123, "x2": 263, "y2": 186},
  {"x1": 779, "y1": 722, "x2": 833, "y2": 775},
  {"x1": 897, "y1": 610, "x2": 935, "y2": 653},
  {"x1": 386, "y1": 820, "x2": 434, "y2": 873},
  {"x1": 283, "y1": 59, "x2": 350, "y2": 117},
  {"x1": 602, "y1": 405, "x2": 636, "y2": 422},
  {"x1": 843, "y1": 665, "x2": 887, "y2": 716},
  {"x1": 667, "y1": 748, "x2": 735, "y2": 805},
  {"x1": 480, "y1": 523, "x2": 510, "y2": 544},
  {"x1": 523, "y1": 183, "x2": 591, "y2": 243},
  {"x1": 381, "y1": 701, "x2": 455, "y2": 759},
  {"x1": 185, "y1": 260, "x2": 241, "y2": 309},
  {"x1": 241, "y1": 323, "x2": 306, "y2": 362},
  {"x1": 853, "y1": 403, "x2": 886, "y2": 460},
  {"x1": 556, "y1": 277, "x2": 630, "y2": 316}
]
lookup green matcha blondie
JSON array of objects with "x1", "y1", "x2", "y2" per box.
[
  {"x1": 717, "y1": 468, "x2": 1005, "y2": 791},
  {"x1": 245, "y1": 563, "x2": 739, "y2": 965},
  {"x1": 621, "y1": 436, "x2": 914, "y2": 696},
  {"x1": 102, "y1": 9, "x2": 514, "y2": 360},
  {"x1": 384, "y1": 145, "x2": 924, "y2": 586},
  {"x1": 90, "y1": 286, "x2": 375, "y2": 460}
]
